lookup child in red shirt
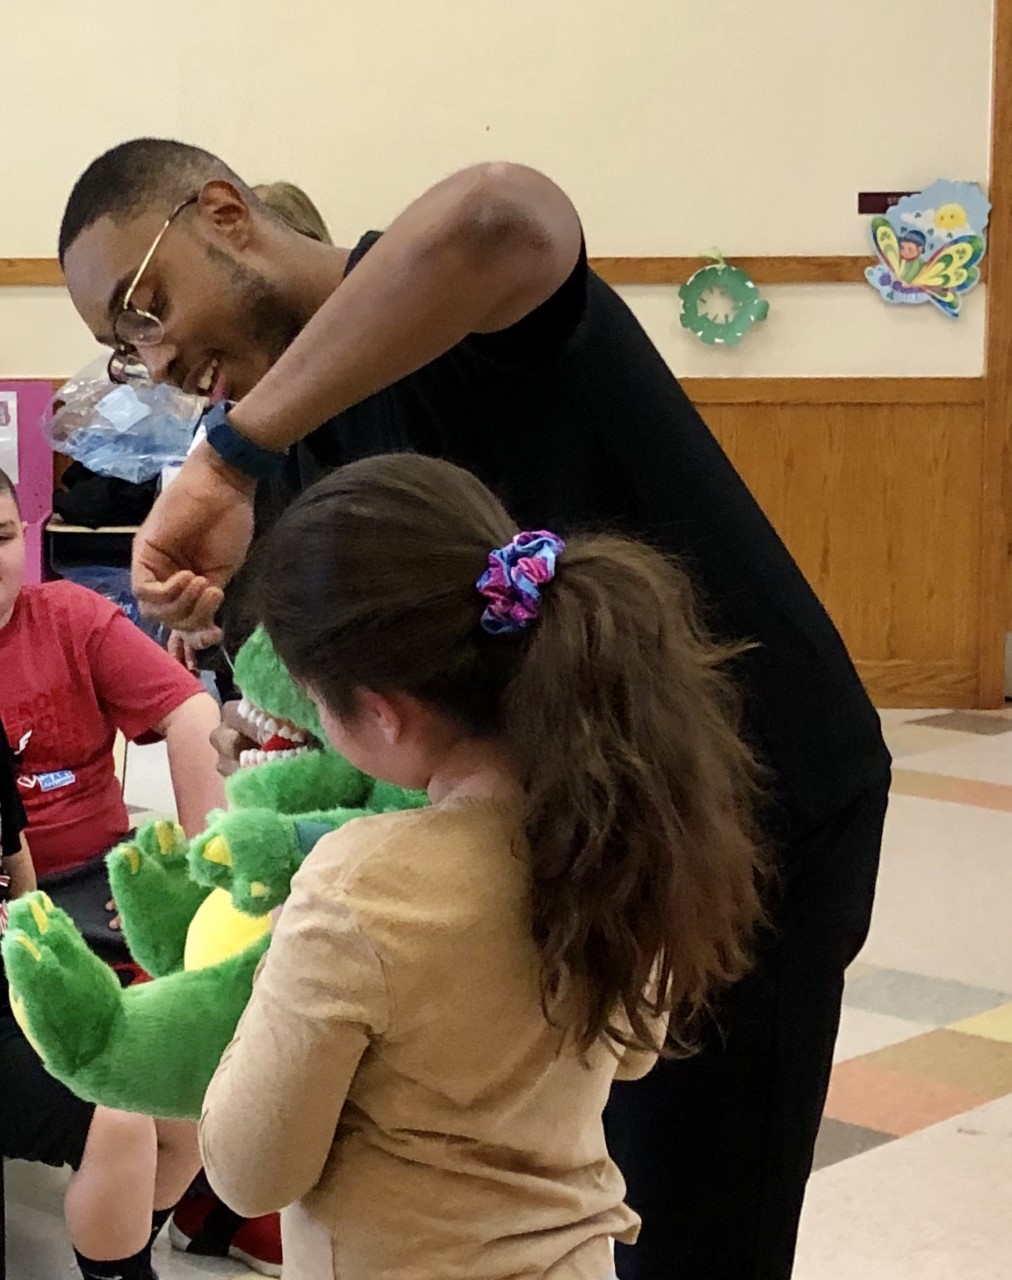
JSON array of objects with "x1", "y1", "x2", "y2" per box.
[
  {"x1": 2, "y1": 559, "x2": 219, "y2": 881},
  {"x1": 0, "y1": 469, "x2": 225, "y2": 1280}
]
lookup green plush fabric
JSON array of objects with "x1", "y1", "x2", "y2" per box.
[{"x1": 2, "y1": 627, "x2": 425, "y2": 1119}]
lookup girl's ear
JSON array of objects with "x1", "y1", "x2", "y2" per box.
[{"x1": 356, "y1": 688, "x2": 407, "y2": 745}]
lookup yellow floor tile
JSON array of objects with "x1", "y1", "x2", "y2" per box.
[
  {"x1": 863, "y1": 1029, "x2": 1012, "y2": 1101},
  {"x1": 950, "y1": 1002, "x2": 1012, "y2": 1045}
]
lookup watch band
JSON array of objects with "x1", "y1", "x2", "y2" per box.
[{"x1": 203, "y1": 402, "x2": 286, "y2": 481}]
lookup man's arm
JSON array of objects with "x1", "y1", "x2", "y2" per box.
[
  {"x1": 154, "y1": 693, "x2": 227, "y2": 837},
  {"x1": 231, "y1": 161, "x2": 582, "y2": 451},
  {"x1": 133, "y1": 162, "x2": 582, "y2": 629}
]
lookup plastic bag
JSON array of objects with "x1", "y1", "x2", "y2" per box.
[{"x1": 44, "y1": 358, "x2": 205, "y2": 484}]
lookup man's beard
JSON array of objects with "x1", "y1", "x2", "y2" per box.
[{"x1": 206, "y1": 243, "x2": 305, "y2": 365}]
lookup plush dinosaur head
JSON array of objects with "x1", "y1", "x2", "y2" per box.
[{"x1": 230, "y1": 625, "x2": 325, "y2": 767}]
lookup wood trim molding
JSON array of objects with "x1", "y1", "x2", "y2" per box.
[
  {"x1": 981, "y1": 0, "x2": 1012, "y2": 704},
  {"x1": 594, "y1": 255, "x2": 987, "y2": 286},
  {"x1": 854, "y1": 659, "x2": 979, "y2": 708},
  {"x1": 36, "y1": 375, "x2": 986, "y2": 404},
  {"x1": 596, "y1": 256, "x2": 874, "y2": 286},
  {"x1": 0, "y1": 258, "x2": 64, "y2": 287},
  {"x1": 682, "y1": 377, "x2": 985, "y2": 406},
  {"x1": 2, "y1": 253, "x2": 990, "y2": 290},
  {"x1": 37, "y1": 373, "x2": 985, "y2": 406}
]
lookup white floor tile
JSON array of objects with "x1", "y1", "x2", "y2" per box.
[
  {"x1": 833, "y1": 1006, "x2": 933, "y2": 1062},
  {"x1": 897, "y1": 734, "x2": 1012, "y2": 787},
  {"x1": 796, "y1": 1094, "x2": 1012, "y2": 1280},
  {"x1": 860, "y1": 795, "x2": 1012, "y2": 992}
]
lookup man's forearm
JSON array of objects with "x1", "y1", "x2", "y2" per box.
[
  {"x1": 230, "y1": 162, "x2": 581, "y2": 452},
  {"x1": 163, "y1": 694, "x2": 228, "y2": 836}
]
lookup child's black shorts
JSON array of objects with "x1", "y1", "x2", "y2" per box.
[{"x1": 0, "y1": 1013, "x2": 94, "y2": 1170}]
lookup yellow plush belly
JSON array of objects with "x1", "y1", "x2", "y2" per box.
[{"x1": 184, "y1": 888, "x2": 270, "y2": 971}]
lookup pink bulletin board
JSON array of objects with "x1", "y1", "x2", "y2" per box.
[{"x1": 0, "y1": 381, "x2": 55, "y2": 586}]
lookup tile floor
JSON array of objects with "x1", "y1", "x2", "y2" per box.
[
  {"x1": 6, "y1": 707, "x2": 1012, "y2": 1277},
  {"x1": 795, "y1": 705, "x2": 1012, "y2": 1280}
]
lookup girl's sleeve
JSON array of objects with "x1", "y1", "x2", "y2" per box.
[{"x1": 199, "y1": 837, "x2": 389, "y2": 1217}]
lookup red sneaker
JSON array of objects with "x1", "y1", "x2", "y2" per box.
[{"x1": 170, "y1": 1190, "x2": 282, "y2": 1277}]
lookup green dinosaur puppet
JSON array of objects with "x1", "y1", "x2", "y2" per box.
[{"x1": 1, "y1": 626, "x2": 425, "y2": 1120}]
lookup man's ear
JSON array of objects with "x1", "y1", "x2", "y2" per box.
[{"x1": 195, "y1": 179, "x2": 254, "y2": 250}]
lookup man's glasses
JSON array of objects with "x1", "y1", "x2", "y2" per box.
[{"x1": 107, "y1": 195, "x2": 197, "y2": 385}]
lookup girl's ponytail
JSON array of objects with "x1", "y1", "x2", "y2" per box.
[{"x1": 502, "y1": 534, "x2": 767, "y2": 1055}]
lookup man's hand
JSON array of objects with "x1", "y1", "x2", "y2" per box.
[
  {"x1": 132, "y1": 440, "x2": 255, "y2": 631},
  {"x1": 211, "y1": 701, "x2": 259, "y2": 778}
]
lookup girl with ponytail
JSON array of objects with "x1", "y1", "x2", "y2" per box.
[{"x1": 199, "y1": 453, "x2": 767, "y2": 1280}]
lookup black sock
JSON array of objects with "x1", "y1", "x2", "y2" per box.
[
  {"x1": 75, "y1": 1243, "x2": 157, "y2": 1280},
  {"x1": 149, "y1": 1205, "x2": 174, "y2": 1247}
]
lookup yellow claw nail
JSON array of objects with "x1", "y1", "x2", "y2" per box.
[
  {"x1": 124, "y1": 846, "x2": 141, "y2": 874},
  {"x1": 203, "y1": 836, "x2": 233, "y2": 867},
  {"x1": 13, "y1": 934, "x2": 42, "y2": 961},
  {"x1": 249, "y1": 881, "x2": 269, "y2": 898},
  {"x1": 10, "y1": 993, "x2": 46, "y2": 1060},
  {"x1": 156, "y1": 821, "x2": 185, "y2": 854},
  {"x1": 28, "y1": 898, "x2": 50, "y2": 934}
]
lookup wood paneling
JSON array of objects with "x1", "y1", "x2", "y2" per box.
[
  {"x1": 689, "y1": 383, "x2": 993, "y2": 708},
  {"x1": 985, "y1": 0, "x2": 1012, "y2": 671}
]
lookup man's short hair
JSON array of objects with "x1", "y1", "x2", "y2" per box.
[{"x1": 59, "y1": 138, "x2": 245, "y2": 263}]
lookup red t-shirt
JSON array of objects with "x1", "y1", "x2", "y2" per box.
[{"x1": 0, "y1": 581, "x2": 203, "y2": 878}]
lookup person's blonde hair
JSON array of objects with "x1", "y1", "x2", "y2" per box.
[{"x1": 252, "y1": 181, "x2": 333, "y2": 244}]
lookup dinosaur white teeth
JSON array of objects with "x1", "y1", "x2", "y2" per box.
[
  {"x1": 238, "y1": 697, "x2": 252, "y2": 720},
  {"x1": 277, "y1": 724, "x2": 294, "y2": 740},
  {"x1": 290, "y1": 730, "x2": 307, "y2": 744},
  {"x1": 263, "y1": 718, "x2": 279, "y2": 736},
  {"x1": 239, "y1": 749, "x2": 255, "y2": 767}
]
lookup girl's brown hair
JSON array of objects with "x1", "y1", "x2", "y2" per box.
[{"x1": 257, "y1": 454, "x2": 766, "y2": 1055}]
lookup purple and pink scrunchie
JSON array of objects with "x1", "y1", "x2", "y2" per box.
[{"x1": 476, "y1": 531, "x2": 566, "y2": 636}]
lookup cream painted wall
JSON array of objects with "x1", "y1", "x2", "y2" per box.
[{"x1": 1, "y1": 0, "x2": 994, "y2": 378}]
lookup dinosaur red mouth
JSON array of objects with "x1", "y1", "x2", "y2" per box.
[{"x1": 235, "y1": 696, "x2": 319, "y2": 768}]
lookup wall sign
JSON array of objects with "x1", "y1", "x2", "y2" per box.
[{"x1": 865, "y1": 180, "x2": 990, "y2": 319}]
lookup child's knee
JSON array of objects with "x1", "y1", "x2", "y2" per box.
[{"x1": 83, "y1": 1106, "x2": 156, "y2": 1166}]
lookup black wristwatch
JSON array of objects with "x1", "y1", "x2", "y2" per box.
[{"x1": 203, "y1": 402, "x2": 286, "y2": 481}]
